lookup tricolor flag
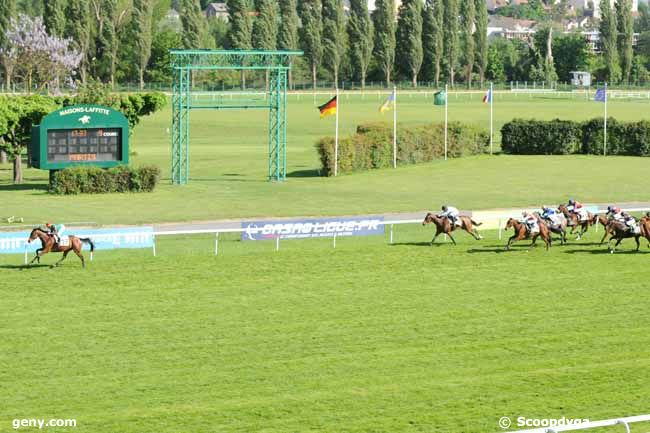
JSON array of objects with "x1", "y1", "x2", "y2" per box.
[
  {"x1": 379, "y1": 90, "x2": 396, "y2": 113},
  {"x1": 594, "y1": 87, "x2": 607, "y2": 102},
  {"x1": 318, "y1": 96, "x2": 338, "y2": 118},
  {"x1": 482, "y1": 88, "x2": 492, "y2": 103}
]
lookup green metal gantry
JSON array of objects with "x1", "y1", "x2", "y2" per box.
[{"x1": 171, "y1": 50, "x2": 302, "y2": 184}]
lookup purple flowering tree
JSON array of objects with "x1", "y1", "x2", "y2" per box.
[{"x1": 4, "y1": 15, "x2": 82, "y2": 93}]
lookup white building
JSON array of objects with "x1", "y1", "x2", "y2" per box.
[{"x1": 568, "y1": 0, "x2": 638, "y2": 19}]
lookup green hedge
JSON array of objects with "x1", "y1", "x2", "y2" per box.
[
  {"x1": 317, "y1": 122, "x2": 489, "y2": 176},
  {"x1": 501, "y1": 118, "x2": 650, "y2": 156},
  {"x1": 49, "y1": 165, "x2": 161, "y2": 195}
]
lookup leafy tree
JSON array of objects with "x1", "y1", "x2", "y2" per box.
[
  {"x1": 553, "y1": 33, "x2": 591, "y2": 82},
  {"x1": 322, "y1": 0, "x2": 345, "y2": 86},
  {"x1": 422, "y1": 0, "x2": 443, "y2": 85},
  {"x1": 530, "y1": 26, "x2": 558, "y2": 83},
  {"x1": 181, "y1": 0, "x2": 207, "y2": 49},
  {"x1": 298, "y1": 0, "x2": 322, "y2": 89},
  {"x1": 637, "y1": 2, "x2": 650, "y2": 33},
  {"x1": 474, "y1": 0, "x2": 488, "y2": 86},
  {"x1": 64, "y1": 0, "x2": 92, "y2": 83},
  {"x1": 277, "y1": 0, "x2": 299, "y2": 86},
  {"x1": 485, "y1": 43, "x2": 505, "y2": 82},
  {"x1": 461, "y1": 0, "x2": 475, "y2": 87},
  {"x1": 347, "y1": 0, "x2": 373, "y2": 88},
  {"x1": 600, "y1": 0, "x2": 621, "y2": 83},
  {"x1": 228, "y1": 0, "x2": 253, "y2": 88},
  {"x1": 443, "y1": 0, "x2": 459, "y2": 86},
  {"x1": 43, "y1": 0, "x2": 65, "y2": 37},
  {"x1": 372, "y1": 0, "x2": 396, "y2": 85},
  {"x1": 396, "y1": 0, "x2": 423, "y2": 87},
  {"x1": 0, "y1": 0, "x2": 17, "y2": 89},
  {"x1": 616, "y1": 0, "x2": 634, "y2": 82},
  {"x1": 132, "y1": 0, "x2": 154, "y2": 89},
  {"x1": 146, "y1": 29, "x2": 182, "y2": 84},
  {"x1": 253, "y1": 0, "x2": 277, "y2": 50}
]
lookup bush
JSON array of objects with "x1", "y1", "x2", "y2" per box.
[
  {"x1": 317, "y1": 122, "x2": 489, "y2": 176},
  {"x1": 49, "y1": 165, "x2": 161, "y2": 195},
  {"x1": 502, "y1": 118, "x2": 650, "y2": 157}
]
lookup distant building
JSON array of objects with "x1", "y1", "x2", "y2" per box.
[
  {"x1": 488, "y1": 15, "x2": 538, "y2": 43},
  {"x1": 206, "y1": 2, "x2": 229, "y2": 20},
  {"x1": 568, "y1": 0, "x2": 638, "y2": 19}
]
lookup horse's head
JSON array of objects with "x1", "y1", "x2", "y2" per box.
[
  {"x1": 422, "y1": 213, "x2": 434, "y2": 226},
  {"x1": 28, "y1": 228, "x2": 45, "y2": 243},
  {"x1": 505, "y1": 218, "x2": 515, "y2": 230}
]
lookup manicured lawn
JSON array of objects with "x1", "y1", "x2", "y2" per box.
[
  {"x1": 1, "y1": 226, "x2": 650, "y2": 433},
  {"x1": 1, "y1": 93, "x2": 650, "y2": 225}
]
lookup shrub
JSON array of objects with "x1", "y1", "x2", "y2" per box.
[
  {"x1": 317, "y1": 122, "x2": 489, "y2": 176},
  {"x1": 502, "y1": 118, "x2": 650, "y2": 157},
  {"x1": 49, "y1": 165, "x2": 161, "y2": 195}
]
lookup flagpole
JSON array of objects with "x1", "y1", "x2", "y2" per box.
[
  {"x1": 393, "y1": 86, "x2": 397, "y2": 169},
  {"x1": 490, "y1": 82, "x2": 494, "y2": 155},
  {"x1": 335, "y1": 87, "x2": 339, "y2": 176},
  {"x1": 603, "y1": 83, "x2": 609, "y2": 156},
  {"x1": 444, "y1": 83, "x2": 448, "y2": 161}
]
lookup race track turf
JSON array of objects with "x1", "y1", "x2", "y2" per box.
[{"x1": 2, "y1": 226, "x2": 650, "y2": 433}]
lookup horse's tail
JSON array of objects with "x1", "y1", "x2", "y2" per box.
[
  {"x1": 80, "y1": 238, "x2": 95, "y2": 252},
  {"x1": 470, "y1": 219, "x2": 483, "y2": 227}
]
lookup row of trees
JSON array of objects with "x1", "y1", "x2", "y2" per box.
[{"x1": 600, "y1": 0, "x2": 635, "y2": 83}]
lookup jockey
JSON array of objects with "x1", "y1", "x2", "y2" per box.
[
  {"x1": 439, "y1": 205, "x2": 461, "y2": 226},
  {"x1": 568, "y1": 199, "x2": 588, "y2": 222},
  {"x1": 520, "y1": 211, "x2": 539, "y2": 235},
  {"x1": 541, "y1": 206, "x2": 560, "y2": 226},
  {"x1": 622, "y1": 212, "x2": 640, "y2": 234},
  {"x1": 45, "y1": 222, "x2": 65, "y2": 244},
  {"x1": 606, "y1": 206, "x2": 624, "y2": 222}
]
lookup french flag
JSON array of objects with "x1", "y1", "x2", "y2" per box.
[{"x1": 482, "y1": 89, "x2": 492, "y2": 104}]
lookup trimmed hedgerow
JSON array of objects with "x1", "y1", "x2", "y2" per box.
[
  {"x1": 49, "y1": 165, "x2": 160, "y2": 194},
  {"x1": 317, "y1": 122, "x2": 489, "y2": 176}
]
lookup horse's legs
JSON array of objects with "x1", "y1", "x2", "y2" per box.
[
  {"x1": 635, "y1": 236, "x2": 640, "y2": 252},
  {"x1": 531, "y1": 233, "x2": 539, "y2": 247},
  {"x1": 73, "y1": 248, "x2": 85, "y2": 267},
  {"x1": 448, "y1": 233, "x2": 457, "y2": 245},
  {"x1": 611, "y1": 238, "x2": 623, "y2": 253},
  {"x1": 54, "y1": 250, "x2": 70, "y2": 267},
  {"x1": 505, "y1": 235, "x2": 517, "y2": 250},
  {"x1": 29, "y1": 248, "x2": 45, "y2": 264}
]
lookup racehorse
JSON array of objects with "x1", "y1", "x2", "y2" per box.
[
  {"x1": 558, "y1": 204, "x2": 598, "y2": 239},
  {"x1": 535, "y1": 212, "x2": 567, "y2": 245},
  {"x1": 422, "y1": 213, "x2": 483, "y2": 245},
  {"x1": 504, "y1": 218, "x2": 551, "y2": 251},
  {"x1": 27, "y1": 228, "x2": 95, "y2": 268},
  {"x1": 605, "y1": 221, "x2": 641, "y2": 253}
]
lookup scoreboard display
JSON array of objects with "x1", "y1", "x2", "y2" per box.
[{"x1": 31, "y1": 105, "x2": 129, "y2": 170}]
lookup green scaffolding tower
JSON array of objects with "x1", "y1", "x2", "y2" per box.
[{"x1": 170, "y1": 50, "x2": 302, "y2": 185}]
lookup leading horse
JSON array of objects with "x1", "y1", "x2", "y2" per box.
[
  {"x1": 28, "y1": 228, "x2": 95, "y2": 268},
  {"x1": 422, "y1": 213, "x2": 483, "y2": 245}
]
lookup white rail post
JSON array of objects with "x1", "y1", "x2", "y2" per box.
[
  {"x1": 333, "y1": 233, "x2": 337, "y2": 249},
  {"x1": 152, "y1": 235, "x2": 157, "y2": 257},
  {"x1": 498, "y1": 219, "x2": 502, "y2": 240},
  {"x1": 24, "y1": 244, "x2": 28, "y2": 265},
  {"x1": 276, "y1": 236, "x2": 280, "y2": 251},
  {"x1": 390, "y1": 224, "x2": 394, "y2": 244},
  {"x1": 617, "y1": 420, "x2": 631, "y2": 433},
  {"x1": 215, "y1": 232, "x2": 219, "y2": 255}
]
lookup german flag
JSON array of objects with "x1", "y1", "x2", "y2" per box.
[{"x1": 318, "y1": 96, "x2": 337, "y2": 118}]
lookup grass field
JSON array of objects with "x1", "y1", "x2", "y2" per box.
[
  {"x1": 2, "y1": 226, "x2": 650, "y2": 433},
  {"x1": 2, "y1": 92, "x2": 650, "y2": 225}
]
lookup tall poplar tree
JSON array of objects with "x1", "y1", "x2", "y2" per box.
[
  {"x1": 277, "y1": 0, "x2": 299, "y2": 87},
  {"x1": 253, "y1": 0, "x2": 278, "y2": 89},
  {"x1": 443, "y1": 0, "x2": 459, "y2": 86},
  {"x1": 43, "y1": 0, "x2": 65, "y2": 37},
  {"x1": 181, "y1": 0, "x2": 206, "y2": 49},
  {"x1": 347, "y1": 0, "x2": 373, "y2": 88},
  {"x1": 600, "y1": 0, "x2": 621, "y2": 83},
  {"x1": 228, "y1": 0, "x2": 253, "y2": 88},
  {"x1": 372, "y1": 0, "x2": 396, "y2": 85},
  {"x1": 298, "y1": 0, "x2": 322, "y2": 89},
  {"x1": 422, "y1": 0, "x2": 443, "y2": 85},
  {"x1": 396, "y1": 0, "x2": 423, "y2": 87},
  {"x1": 461, "y1": 0, "x2": 475, "y2": 87},
  {"x1": 474, "y1": 0, "x2": 488, "y2": 87},
  {"x1": 616, "y1": 0, "x2": 634, "y2": 83},
  {"x1": 322, "y1": 0, "x2": 345, "y2": 86},
  {"x1": 65, "y1": 0, "x2": 92, "y2": 83},
  {"x1": 132, "y1": 0, "x2": 153, "y2": 89}
]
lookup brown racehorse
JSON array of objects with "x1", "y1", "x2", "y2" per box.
[
  {"x1": 422, "y1": 213, "x2": 483, "y2": 245},
  {"x1": 640, "y1": 214, "x2": 650, "y2": 248},
  {"x1": 504, "y1": 218, "x2": 551, "y2": 250},
  {"x1": 606, "y1": 221, "x2": 641, "y2": 253},
  {"x1": 535, "y1": 212, "x2": 567, "y2": 245},
  {"x1": 558, "y1": 204, "x2": 598, "y2": 239},
  {"x1": 27, "y1": 228, "x2": 95, "y2": 268}
]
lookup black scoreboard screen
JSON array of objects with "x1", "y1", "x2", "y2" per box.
[{"x1": 46, "y1": 129, "x2": 123, "y2": 163}]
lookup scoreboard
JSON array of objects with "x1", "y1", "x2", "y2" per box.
[{"x1": 31, "y1": 105, "x2": 129, "y2": 170}]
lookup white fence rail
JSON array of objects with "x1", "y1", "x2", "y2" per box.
[{"x1": 505, "y1": 413, "x2": 650, "y2": 433}]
